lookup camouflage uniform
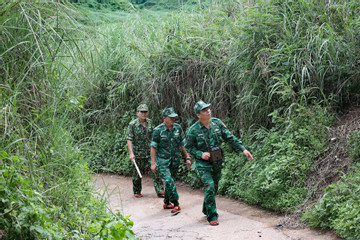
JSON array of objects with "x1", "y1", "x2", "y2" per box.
[
  {"x1": 151, "y1": 110, "x2": 186, "y2": 206},
  {"x1": 186, "y1": 101, "x2": 246, "y2": 223},
  {"x1": 127, "y1": 118, "x2": 163, "y2": 195}
]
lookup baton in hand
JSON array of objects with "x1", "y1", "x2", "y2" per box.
[{"x1": 132, "y1": 159, "x2": 142, "y2": 179}]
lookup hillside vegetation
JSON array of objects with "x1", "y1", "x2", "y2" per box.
[
  {"x1": 1, "y1": 0, "x2": 360, "y2": 239},
  {"x1": 0, "y1": 2, "x2": 134, "y2": 239}
]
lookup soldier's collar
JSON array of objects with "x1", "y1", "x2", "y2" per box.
[
  {"x1": 162, "y1": 123, "x2": 175, "y2": 131},
  {"x1": 199, "y1": 119, "x2": 212, "y2": 128},
  {"x1": 137, "y1": 118, "x2": 148, "y2": 124}
]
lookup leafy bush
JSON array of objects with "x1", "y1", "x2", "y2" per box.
[
  {"x1": 0, "y1": 151, "x2": 135, "y2": 239},
  {"x1": 83, "y1": 124, "x2": 133, "y2": 175},
  {"x1": 219, "y1": 105, "x2": 333, "y2": 211},
  {"x1": 348, "y1": 129, "x2": 360, "y2": 163},
  {"x1": 302, "y1": 126, "x2": 360, "y2": 239},
  {"x1": 302, "y1": 164, "x2": 360, "y2": 240}
]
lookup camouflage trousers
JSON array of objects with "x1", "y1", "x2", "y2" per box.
[
  {"x1": 132, "y1": 157, "x2": 163, "y2": 195},
  {"x1": 157, "y1": 157, "x2": 180, "y2": 206},
  {"x1": 196, "y1": 160, "x2": 223, "y2": 222}
]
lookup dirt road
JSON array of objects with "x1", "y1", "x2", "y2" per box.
[{"x1": 94, "y1": 174, "x2": 341, "y2": 240}]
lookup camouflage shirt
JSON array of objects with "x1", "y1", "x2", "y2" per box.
[
  {"x1": 151, "y1": 123, "x2": 186, "y2": 160},
  {"x1": 185, "y1": 117, "x2": 245, "y2": 159},
  {"x1": 127, "y1": 118, "x2": 153, "y2": 159}
]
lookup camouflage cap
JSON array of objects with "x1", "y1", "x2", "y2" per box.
[
  {"x1": 137, "y1": 104, "x2": 148, "y2": 112},
  {"x1": 162, "y1": 107, "x2": 178, "y2": 117},
  {"x1": 194, "y1": 100, "x2": 211, "y2": 114}
]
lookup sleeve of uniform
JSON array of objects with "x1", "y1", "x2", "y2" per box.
[
  {"x1": 185, "y1": 128, "x2": 203, "y2": 159},
  {"x1": 219, "y1": 119, "x2": 246, "y2": 152},
  {"x1": 126, "y1": 123, "x2": 133, "y2": 141},
  {"x1": 151, "y1": 127, "x2": 160, "y2": 148}
]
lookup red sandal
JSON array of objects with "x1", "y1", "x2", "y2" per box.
[
  {"x1": 157, "y1": 192, "x2": 165, "y2": 198},
  {"x1": 163, "y1": 203, "x2": 174, "y2": 209},
  {"x1": 171, "y1": 205, "x2": 181, "y2": 214},
  {"x1": 209, "y1": 219, "x2": 219, "y2": 226},
  {"x1": 134, "y1": 193, "x2": 143, "y2": 198}
]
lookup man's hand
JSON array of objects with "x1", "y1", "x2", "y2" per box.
[
  {"x1": 201, "y1": 152, "x2": 210, "y2": 160},
  {"x1": 243, "y1": 150, "x2": 254, "y2": 161},
  {"x1": 185, "y1": 159, "x2": 191, "y2": 169},
  {"x1": 129, "y1": 153, "x2": 135, "y2": 163},
  {"x1": 151, "y1": 163, "x2": 157, "y2": 174}
]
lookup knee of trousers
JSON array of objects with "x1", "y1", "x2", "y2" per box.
[
  {"x1": 204, "y1": 179, "x2": 215, "y2": 188},
  {"x1": 164, "y1": 177, "x2": 174, "y2": 185},
  {"x1": 204, "y1": 180, "x2": 215, "y2": 191}
]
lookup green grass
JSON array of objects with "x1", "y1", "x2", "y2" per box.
[
  {"x1": 0, "y1": 2, "x2": 134, "y2": 239},
  {"x1": 302, "y1": 129, "x2": 360, "y2": 239}
]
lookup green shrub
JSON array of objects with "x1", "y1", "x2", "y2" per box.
[
  {"x1": 302, "y1": 164, "x2": 360, "y2": 240},
  {"x1": 302, "y1": 125, "x2": 360, "y2": 239},
  {"x1": 348, "y1": 129, "x2": 360, "y2": 163},
  {"x1": 83, "y1": 125, "x2": 133, "y2": 175},
  {"x1": 219, "y1": 104, "x2": 333, "y2": 211}
]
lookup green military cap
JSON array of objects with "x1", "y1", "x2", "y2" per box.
[
  {"x1": 137, "y1": 104, "x2": 148, "y2": 112},
  {"x1": 194, "y1": 100, "x2": 211, "y2": 114},
  {"x1": 162, "y1": 107, "x2": 178, "y2": 117}
]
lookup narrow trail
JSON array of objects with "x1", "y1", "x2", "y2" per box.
[{"x1": 94, "y1": 174, "x2": 341, "y2": 240}]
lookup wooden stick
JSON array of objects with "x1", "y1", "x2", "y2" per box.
[{"x1": 133, "y1": 160, "x2": 142, "y2": 179}]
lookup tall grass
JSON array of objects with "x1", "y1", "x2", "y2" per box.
[
  {"x1": 76, "y1": 0, "x2": 360, "y2": 135},
  {"x1": 69, "y1": 0, "x2": 359, "y2": 162},
  {"x1": 0, "y1": 2, "x2": 134, "y2": 239}
]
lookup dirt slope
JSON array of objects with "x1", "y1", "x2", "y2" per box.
[{"x1": 94, "y1": 174, "x2": 341, "y2": 240}]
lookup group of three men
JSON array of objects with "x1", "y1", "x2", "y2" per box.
[{"x1": 126, "y1": 100, "x2": 253, "y2": 226}]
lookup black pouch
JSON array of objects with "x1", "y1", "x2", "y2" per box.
[{"x1": 209, "y1": 146, "x2": 223, "y2": 165}]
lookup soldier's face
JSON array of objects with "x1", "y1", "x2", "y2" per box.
[
  {"x1": 197, "y1": 107, "x2": 211, "y2": 120},
  {"x1": 163, "y1": 116, "x2": 175, "y2": 126},
  {"x1": 137, "y1": 111, "x2": 148, "y2": 120}
]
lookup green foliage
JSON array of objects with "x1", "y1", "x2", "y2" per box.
[
  {"x1": 86, "y1": 213, "x2": 135, "y2": 240},
  {"x1": 0, "y1": 151, "x2": 135, "y2": 239},
  {"x1": 1, "y1": 152, "x2": 62, "y2": 239},
  {"x1": 70, "y1": 0, "x2": 136, "y2": 12},
  {"x1": 82, "y1": 124, "x2": 133, "y2": 175},
  {"x1": 301, "y1": 125, "x2": 360, "y2": 240},
  {"x1": 0, "y1": 2, "x2": 134, "y2": 239},
  {"x1": 219, "y1": 105, "x2": 333, "y2": 211},
  {"x1": 302, "y1": 164, "x2": 360, "y2": 240},
  {"x1": 74, "y1": 0, "x2": 360, "y2": 136},
  {"x1": 70, "y1": 0, "x2": 225, "y2": 11},
  {"x1": 348, "y1": 129, "x2": 360, "y2": 163},
  {"x1": 230, "y1": 0, "x2": 360, "y2": 127}
]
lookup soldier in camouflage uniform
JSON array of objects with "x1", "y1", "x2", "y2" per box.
[
  {"x1": 150, "y1": 107, "x2": 191, "y2": 214},
  {"x1": 185, "y1": 100, "x2": 254, "y2": 226},
  {"x1": 127, "y1": 104, "x2": 164, "y2": 198}
]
